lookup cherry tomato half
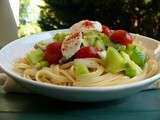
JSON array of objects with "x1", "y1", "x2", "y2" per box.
[
  {"x1": 74, "y1": 47, "x2": 99, "y2": 58},
  {"x1": 102, "y1": 25, "x2": 112, "y2": 37},
  {"x1": 110, "y1": 30, "x2": 133, "y2": 45},
  {"x1": 44, "y1": 42, "x2": 63, "y2": 64}
]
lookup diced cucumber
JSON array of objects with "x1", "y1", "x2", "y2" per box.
[
  {"x1": 53, "y1": 32, "x2": 69, "y2": 42},
  {"x1": 124, "y1": 64, "x2": 137, "y2": 78},
  {"x1": 121, "y1": 51, "x2": 142, "y2": 77},
  {"x1": 74, "y1": 63, "x2": 89, "y2": 76},
  {"x1": 111, "y1": 42, "x2": 126, "y2": 51},
  {"x1": 83, "y1": 30, "x2": 127, "y2": 51},
  {"x1": 95, "y1": 39, "x2": 105, "y2": 49},
  {"x1": 35, "y1": 61, "x2": 49, "y2": 69},
  {"x1": 34, "y1": 41, "x2": 48, "y2": 50},
  {"x1": 26, "y1": 48, "x2": 44, "y2": 65},
  {"x1": 83, "y1": 31, "x2": 110, "y2": 49},
  {"x1": 104, "y1": 47, "x2": 125, "y2": 73},
  {"x1": 83, "y1": 31, "x2": 99, "y2": 44},
  {"x1": 126, "y1": 45, "x2": 147, "y2": 68}
]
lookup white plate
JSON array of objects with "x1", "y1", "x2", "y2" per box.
[{"x1": 0, "y1": 29, "x2": 160, "y2": 102}]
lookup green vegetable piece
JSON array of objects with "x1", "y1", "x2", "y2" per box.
[
  {"x1": 95, "y1": 38, "x2": 105, "y2": 49},
  {"x1": 111, "y1": 42, "x2": 126, "y2": 51},
  {"x1": 104, "y1": 47, "x2": 125, "y2": 73},
  {"x1": 125, "y1": 64, "x2": 137, "y2": 78},
  {"x1": 121, "y1": 51, "x2": 142, "y2": 77},
  {"x1": 27, "y1": 48, "x2": 44, "y2": 65},
  {"x1": 126, "y1": 45, "x2": 147, "y2": 68},
  {"x1": 35, "y1": 61, "x2": 49, "y2": 69},
  {"x1": 95, "y1": 32, "x2": 110, "y2": 49},
  {"x1": 83, "y1": 31, "x2": 96, "y2": 46},
  {"x1": 74, "y1": 63, "x2": 89, "y2": 76},
  {"x1": 34, "y1": 41, "x2": 48, "y2": 50},
  {"x1": 53, "y1": 32, "x2": 69, "y2": 42},
  {"x1": 83, "y1": 30, "x2": 126, "y2": 51},
  {"x1": 83, "y1": 31, "x2": 110, "y2": 49}
]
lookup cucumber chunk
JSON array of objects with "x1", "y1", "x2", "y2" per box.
[
  {"x1": 104, "y1": 47, "x2": 125, "y2": 73},
  {"x1": 83, "y1": 31, "x2": 110, "y2": 49},
  {"x1": 35, "y1": 61, "x2": 49, "y2": 69},
  {"x1": 121, "y1": 51, "x2": 142, "y2": 77},
  {"x1": 27, "y1": 48, "x2": 44, "y2": 65},
  {"x1": 74, "y1": 63, "x2": 89, "y2": 76},
  {"x1": 53, "y1": 32, "x2": 69, "y2": 42},
  {"x1": 126, "y1": 45, "x2": 147, "y2": 68}
]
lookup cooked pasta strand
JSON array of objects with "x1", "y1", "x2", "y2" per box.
[{"x1": 14, "y1": 57, "x2": 158, "y2": 87}]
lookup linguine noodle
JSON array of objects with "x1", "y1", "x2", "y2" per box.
[{"x1": 14, "y1": 57, "x2": 158, "y2": 87}]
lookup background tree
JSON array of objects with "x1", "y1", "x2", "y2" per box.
[
  {"x1": 18, "y1": 0, "x2": 41, "y2": 37},
  {"x1": 19, "y1": 0, "x2": 31, "y2": 24},
  {"x1": 38, "y1": 0, "x2": 160, "y2": 40}
]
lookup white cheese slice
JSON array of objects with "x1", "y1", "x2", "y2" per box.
[
  {"x1": 61, "y1": 32, "x2": 82, "y2": 59},
  {"x1": 70, "y1": 20, "x2": 102, "y2": 32}
]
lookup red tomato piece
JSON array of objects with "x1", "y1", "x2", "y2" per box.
[
  {"x1": 102, "y1": 25, "x2": 112, "y2": 37},
  {"x1": 74, "y1": 47, "x2": 99, "y2": 58},
  {"x1": 110, "y1": 30, "x2": 133, "y2": 45},
  {"x1": 44, "y1": 42, "x2": 63, "y2": 64}
]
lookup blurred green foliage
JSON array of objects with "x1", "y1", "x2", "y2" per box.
[
  {"x1": 19, "y1": 0, "x2": 30, "y2": 24},
  {"x1": 38, "y1": 0, "x2": 160, "y2": 40},
  {"x1": 18, "y1": 23, "x2": 41, "y2": 37},
  {"x1": 18, "y1": 0, "x2": 41, "y2": 37}
]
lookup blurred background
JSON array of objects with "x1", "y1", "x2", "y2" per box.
[{"x1": 0, "y1": 0, "x2": 160, "y2": 47}]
